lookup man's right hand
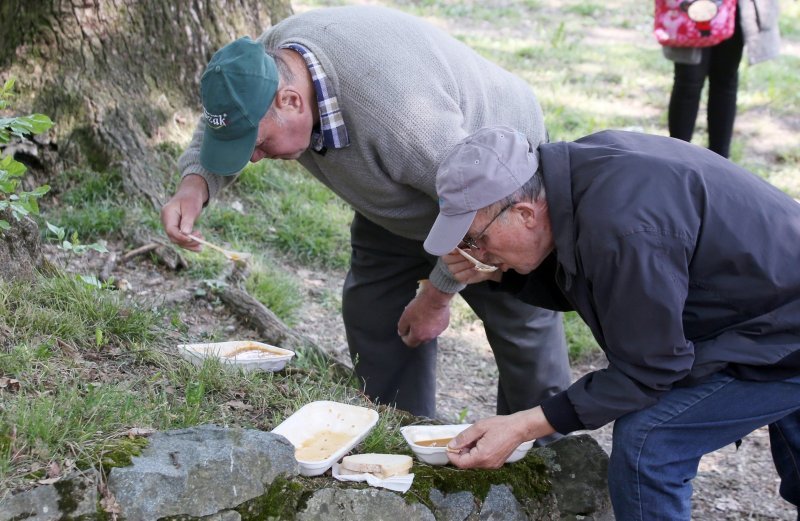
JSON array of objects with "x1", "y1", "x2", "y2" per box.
[
  {"x1": 160, "y1": 174, "x2": 209, "y2": 251},
  {"x1": 441, "y1": 250, "x2": 502, "y2": 285}
]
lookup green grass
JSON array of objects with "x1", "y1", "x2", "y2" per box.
[
  {"x1": 244, "y1": 264, "x2": 303, "y2": 325},
  {"x1": 44, "y1": 169, "x2": 127, "y2": 240},
  {"x1": 564, "y1": 312, "x2": 600, "y2": 361},
  {"x1": 0, "y1": 275, "x2": 161, "y2": 347},
  {"x1": 196, "y1": 161, "x2": 351, "y2": 270},
  {"x1": 0, "y1": 274, "x2": 379, "y2": 498}
]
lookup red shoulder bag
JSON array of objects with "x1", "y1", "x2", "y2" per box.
[{"x1": 654, "y1": 0, "x2": 737, "y2": 47}]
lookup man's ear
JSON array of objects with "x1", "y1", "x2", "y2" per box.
[
  {"x1": 274, "y1": 87, "x2": 303, "y2": 113},
  {"x1": 516, "y1": 202, "x2": 538, "y2": 228}
]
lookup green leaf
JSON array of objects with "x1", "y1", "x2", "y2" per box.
[
  {"x1": 0, "y1": 114, "x2": 53, "y2": 142},
  {"x1": 46, "y1": 221, "x2": 66, "y2": 240},
  {"x1": 10, "y1": 201, "x2": 29, "y2": 217},
  {"x1": 76, "y1": 274, "x2": 102, "y2": 288},
  {"x1": 23, "y1": 196, "x2": 40, "y2": 215},
  {"x1": 88, "y1": 243, "x2": 109, "y2": 254},
  {"x1": 25, "y1": 114, "x2": 53, "y2": 134},
  {"x1": 0, "y1": 154, "x2": 26, "y2": 177},
  {"x1": 30, "y1": 184, "x2": 50, "y2": 197},
  {"x1": 0, "y1": 219, "x2": 10, "y2": 230}
]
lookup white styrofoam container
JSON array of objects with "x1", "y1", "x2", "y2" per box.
[
  {"x1": 400, "y1": 424, "x2": 534, "y2": 465},
  {"x1": 177, "y1": 340, "x2": 294, "y2": 372},
  {"x1": 272, "y1": 401, "x2": 379, "y2": 476}
]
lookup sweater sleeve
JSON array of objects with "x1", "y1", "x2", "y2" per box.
[
  {"x1": 177, "y1": 116, "x2": 238, "y2": 200},
  {"x1": 555, "y1": 230, "x2": 696, "y2": 433},
  {"x1": 428, "y1": 258, "x2": 467, "y2": 294}
]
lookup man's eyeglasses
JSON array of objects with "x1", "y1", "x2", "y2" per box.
[{"x1": 461, "y1": 202, "x2": 515, "y2": 250}]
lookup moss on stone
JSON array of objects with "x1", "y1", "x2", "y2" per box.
[
  {"x1": 97, "y1": 436, "x2": 149, "y2": 469},
  {"x1": 236, "y1": 475, "x2": 314, "y2": 520},
  {"x1": 53, "y1": 478, "x2": 79, "y2": 515},
  {"x1": 407, "y1": 452, "x2": 552, "y2": 509}
]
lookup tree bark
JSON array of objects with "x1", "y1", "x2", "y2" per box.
[{"x1": 0, "y1": 0, "x2": 293, "y2": 207}]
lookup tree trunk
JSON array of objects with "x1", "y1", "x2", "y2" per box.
[
  {"x1": 0, "y1": 209, "x2": 42, "y2": 282},
  {"x1": 0, "y1": 0, "x2": 293, "y2": 207}
]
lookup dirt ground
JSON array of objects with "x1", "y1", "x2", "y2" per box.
[{"x1": 84, "y1": 247, "x2": 795, "y2": 521}]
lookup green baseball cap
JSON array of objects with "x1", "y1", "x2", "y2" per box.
[{"x1": 200, "y1": 36, "x2": 278, "y2": 175}]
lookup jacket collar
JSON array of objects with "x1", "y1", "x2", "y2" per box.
[{"x1": 539, "y1": 142, "x2": 577, "y2": 286}]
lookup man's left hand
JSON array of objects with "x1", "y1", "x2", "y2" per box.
[{"x1": 397, "y1": 282, "x2": 453, "y2": 347}]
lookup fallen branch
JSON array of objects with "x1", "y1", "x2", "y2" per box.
[
  {"x1": 209, "y1": 280, "x2": 350, "y2": 379},
  {"x1": 124, "y1": 230, "x2": 188, "y2": 271},
  {"x1": 215, "y1": 285, "x2": 305, "y2": 350},
  {"x1": 121, "y1": 243, "x2": 159, "y2": 262}
]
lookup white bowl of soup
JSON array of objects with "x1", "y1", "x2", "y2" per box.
[
  {"x1": 400, "y1": 424, "x2": 534, "y2": 465},
  {"x1": 272, "y1": 401, "x2": 379, "y2": 476}
]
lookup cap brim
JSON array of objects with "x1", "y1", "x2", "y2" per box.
[
  {"x1": 200, "y1": 126, "x2": 258, "y2": 176},
  {"x1": 423, "y1": 210, "x2": 476, "y2": 257}
]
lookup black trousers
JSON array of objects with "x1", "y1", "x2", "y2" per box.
[
  {"x1": 342, "y1": 212, "x2": 571, "y2": 419},
  {"x1": 668, "y1": 15, "x2": 745, "y2": 158}
]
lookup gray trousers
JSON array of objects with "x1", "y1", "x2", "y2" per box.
[{"x1": 342, "y1": 213, "x2": 571, "y2": 418}]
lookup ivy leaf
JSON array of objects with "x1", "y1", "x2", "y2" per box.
[{"x1": 0, "y1": 219, "x2": 10, "y2": 230}]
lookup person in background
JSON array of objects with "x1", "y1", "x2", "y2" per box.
[
  {"x1": 664, "y1": 0, "x2": 780, "y2": 158},
  {"x1": 160, "y1": 6, "x2": 571, "y2": 427},
  {"x1": 423, "y1": 125, "x2": 800, "y2": 519}
]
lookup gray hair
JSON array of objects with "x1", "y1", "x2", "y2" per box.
[
  {"x1": 267, "y1": 49, "x2": 294, "y2": 86},
  {"x1": 486, "y1": 166, "x2": 545, "y2": 216},
  {"x1": 264, "y1": 49, "x2": 294, "y2": 125}
]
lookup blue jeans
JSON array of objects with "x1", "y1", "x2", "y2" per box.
[{"x1": 608, "y1": 372, "x2": 800, "y2": 520}]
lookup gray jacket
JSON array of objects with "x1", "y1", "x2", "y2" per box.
[
  {"x1": 501, "y1": 131, "x2": 800, "y2": 433},
  {"x1": 662, "y1": 0, "x2": 781, "y2": 65}
]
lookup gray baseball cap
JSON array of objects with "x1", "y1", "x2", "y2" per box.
[{"x1": 424, "y1": 126, "x2": 538, "y2": 256}]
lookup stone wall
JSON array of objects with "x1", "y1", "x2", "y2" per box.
[{"x1": 0, "y1": 425, "x2": 612, "y2": 521}]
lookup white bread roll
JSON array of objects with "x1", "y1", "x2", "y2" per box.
[{"x1": 340, "y1": 453, "x2": 413, "y2": 478}]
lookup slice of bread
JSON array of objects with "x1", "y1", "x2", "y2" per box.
[{"x1": 340, "y1": 453, "x2": 413, "y2": 478}]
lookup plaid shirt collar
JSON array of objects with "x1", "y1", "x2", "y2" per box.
[{"x1": 281, "y1": 43, "x2": 350, "y2": 153}]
